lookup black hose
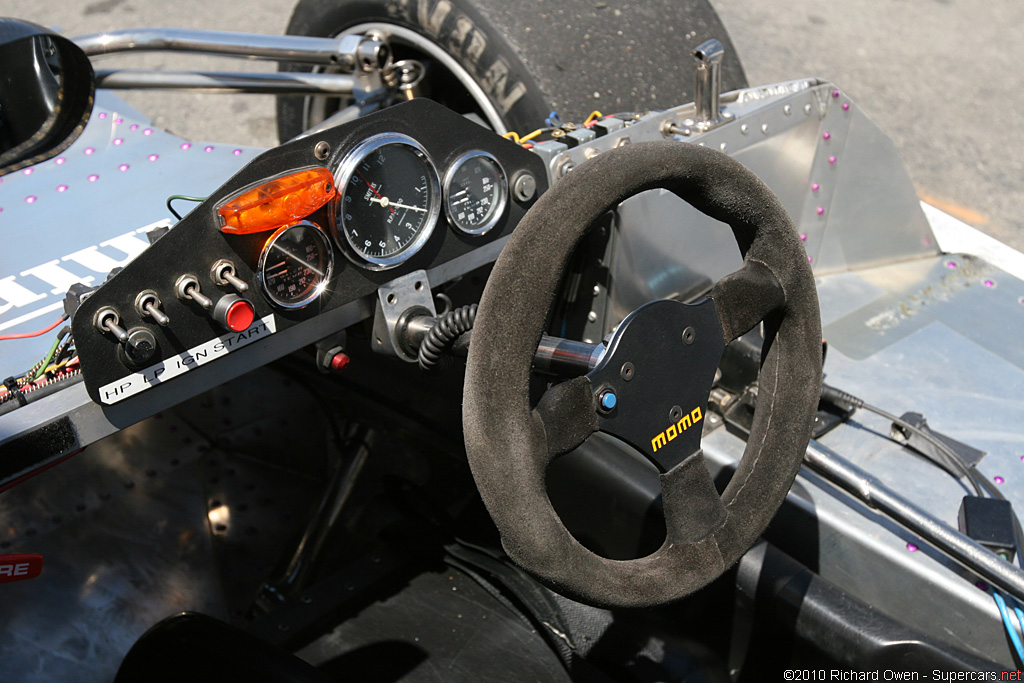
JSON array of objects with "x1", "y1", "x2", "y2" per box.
[{"x1": 418, "y1": 304, "x2": 477, "y2": 372}]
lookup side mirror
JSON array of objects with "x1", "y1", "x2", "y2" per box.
[{"x1": 0, "y1": 19, "x2": 94, "y2": 176}]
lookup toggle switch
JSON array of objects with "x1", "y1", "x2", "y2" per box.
[
  {"x1": 135, "y1": 290, "x2": 170, "y2": 326},
  {"x1": 211, "y1": 259, "x2": 248, "y2": 293},
  {"x1": 176, "y1": 274, "x2": 213, "y2": 309},
  {"x1": 94, "y1": 307, "x2": 128, "y2": 343},
  {"x1": 212, "y1": 294, "x2": 255, "y2": 333}
]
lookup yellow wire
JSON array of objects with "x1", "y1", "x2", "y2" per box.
[
  {"x1": 519, "y1": 128, "x2": 545, "y2": 143},
  {"x1": 583, "y1": 110, "x2": 604, "y2": 126},
  {"x1": 502, "y1": 131, "x2": 521, "y2": 143}
]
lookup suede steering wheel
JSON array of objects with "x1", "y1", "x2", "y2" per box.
[{"x1": 463, "y1": 141, "x2": 822, "y2": 609}]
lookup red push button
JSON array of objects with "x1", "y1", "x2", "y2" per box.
[
  {"x1": 225, "y1": 299, "x2": 255, "y2": 332},
  {"x1": 212, "y1": 294, "x2": 256, "y2": 332},
  {"x1": 0, "y1": 553, "x2": 43, "y2": 583}
]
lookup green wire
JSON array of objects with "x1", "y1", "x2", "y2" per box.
[
  {"x1": 166, "y1": 195, "x2": 207, "y2": 220},
  {"x1": 33, "y1": 333, "x2": 64, "y2": 381}
]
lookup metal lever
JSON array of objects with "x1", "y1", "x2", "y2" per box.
[{"x1": 693, "y1": 38, "x2": 725, "y2": 130}]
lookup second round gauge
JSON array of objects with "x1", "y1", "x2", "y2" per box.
[
  {"x1": 258, "y1": 221, "x2": 334, "y2": 309},
  {"x1": 335, "y1": 134, "x2": 440, "y2": 269},
  {"x1": 444, "y1": 151, "x2": 508, "y2": 235}
]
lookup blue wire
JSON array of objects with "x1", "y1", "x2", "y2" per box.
[{"x1": 993, "y1": 590, "x2": 1024, "y2": 664}]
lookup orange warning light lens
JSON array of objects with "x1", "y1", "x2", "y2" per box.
[{"x1": 217, "y1": 167, "x2": 336, "y2": 234}]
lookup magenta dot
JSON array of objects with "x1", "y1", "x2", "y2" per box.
[
  {"x1": 816, "y1": 206, "x2": 825, "y2": 216},
  {"x1": 113, "y1": 138, "x2": 123, "y2": 145},
  {"x1": 119, "y1": 164, "x2": 130, "y2": 172},
  {"x1": 56, "y1": 185, "x2": 68, "y2": 193},
  {"x1": 800, "y1": 233, "x2": 808, "y2": 242},
  {"x1": 55, "y1": 157, "x2": 66, "y2": 165},
  {"x1": 88, "y1": 174, "x2": 99, "y2": 182},
  {"x1": 115, "y1": 117, "x2": 123, "y2": 124},
  {"x1": 204, "y1": 146, "x2": 215, "y2": 153},
  {"x1": 1019, "y1": 455, "x2": 1024, "y2": 462},
  {"x1": 994, "y1": 476, "x2": 1005, "y2": 485},
  {"x1": 233, "y1": 149, "x2": 242, "y2": 156},
  {"x1": 98, "y1": 112, "x2": 108, "y2": 119},
  {"x1": 977, "y1": 581, "x2": 990, "y2": 591},
  {"x1": 0, "y1": 207, "x2": 3, "y2": 214},
  {"x1": 84, "y1": 147, "x2": 95, "y2": 155},
  {"x1": 180, "y1": 143, "x2": 192, "y2": 151},
  {"x1": 906, "y1": 542, "x2": 918, "y2": 552},
  {"x1": 148, "y1": 154, "x2": 159, "y2": 162},
  {"x1": 983, "y1": 279, "x2": 995, "y2": 288},
  {"x1": 832, "y1": 89, "x2": 840, "y2": 99},
  {"x1": 946, "y1": 260, "x2": 958, "y2": 269},
  {"x1": 143, "y1": 128, "x2": 153, "y2": 136},
  {"x1": 25, "y1": 195, "x2": 37, "y2": 204},
  {"x1": 811, "y1": 183, "x2": 820, "y2": 192},
  {"x1": 130, "y1": 124, "x2": 139, "y2": 131},
  {"x1": 828, "y1": 156, "x2": 837, "y2": 165},
  {"x1": 842, "y1": 102, "x2": 850, "y2": 112},
  {"x1": 808, "y1": 256, "x2": 813, "y2": 263},
  {"x1": 22, "y1": 167, "x2": 33, "y2": 175},
  {"x1": 823, "y1": 131, "x2": 831, "y2": 141}
]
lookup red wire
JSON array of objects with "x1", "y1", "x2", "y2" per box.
[{"x1": 0, "y1": 314, "x2": 67, "y2": 341}]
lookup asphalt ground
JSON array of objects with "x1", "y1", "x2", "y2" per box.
[{"x1": 7, "y1": 0, "x2": 1023, "y2": 250}]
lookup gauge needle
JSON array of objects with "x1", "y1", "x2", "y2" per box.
[
  {"x1": 270, "y1": 245, "x2": 325, "y2": 277},
  {"x1": 356, "y1": 171, "x2": 395, "y2": 214},
  {"x1": 369, "y1": 197, "x2": 427, "y2": 212}
]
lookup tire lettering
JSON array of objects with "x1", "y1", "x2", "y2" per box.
[
  {"x1": 483, "y1": 57, "x2": 527, "y2": 113},
  {"x1": 418, "y1": 0, "x2": 452, "y2": 37}
]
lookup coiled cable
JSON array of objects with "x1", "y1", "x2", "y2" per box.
[{"x1": 418, "y1": 304, "x2": 477, "y2": 372}]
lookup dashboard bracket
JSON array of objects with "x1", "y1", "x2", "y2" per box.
[{"x1": 372, "y1": 270, "x2": 437, "y2": 362}]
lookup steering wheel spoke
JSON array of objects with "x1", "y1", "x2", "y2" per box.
[
  {"x1": 711, "y1": 259, "x2": 786, "y2": 342},
  {"x1": 534, "y1": 376, "x2": 598, "y2": 459}
]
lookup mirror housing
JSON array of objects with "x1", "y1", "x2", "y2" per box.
[{"x1": 0, "y1": 19, "x2": 94, "y2": 176}]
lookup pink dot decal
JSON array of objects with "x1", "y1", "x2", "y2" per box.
[
  {"x1": 180, "y1": 143, "x2": 192, "y2": 150},
  {"x1": 130, "y1": 124, "x2": 139, "y2": 131},
  {"x1": 823, "y1": 131, "x2": 831, "y2": 140},
  {"x1": 811, "y1": 183, "x2": 820, "y2": 192},
  {"x1": 906, "y1": 543, "x2": 918, "y2": 552},
  {"x1": 25, "y1": 196, "x2": 37, "y2": 204},
  {"x1": 55, "y1": 157, "x2": 66, "y2": 165},
  {"x1": 816, "y1": 206, "x2": 825, "y2": 216},
  {"x1": 98, "y1": 112, "x2": 108, "y2": 119},
  {"x1": 113, "y1": 138, "x2": 123, "y2": 145},
  {"x1": 204, "y1": 146, "x2": 215, "y2": 153},
  {"x1": 828, "y1": 156, "x2": 837, "y2": 166},
  {"x1": 143, "y1": 129, "x2": 153, "y2": 136},
  {"x1": 946, "y1": 260, "x2": 958, "y2": 269},
  {"x1": 22, "y1": 168, "x2": 33, "y2": 175},
  {"x1": 84, "y1": 147, "x2": 95, "y2": 155},
  {"x1": 832, "y1": 90, "x2": 840, "y2": 98},
  {"x1": 148, "y1": 154, "x2": 159, "y2": 162},
  {"x1": 88, "y1": 174, "x2": 99, "y2": 182},
  {"x1": 994, "y1": 476, "x2": 1005, "y2": 485},
  {"x1": 233, "y1": 149, "x2": 242, "y2": 156},
  {"x1": 842, "y1": 103, "x2": 850, "y2": 112},
  {"x1": 800, "y1": 234, "x2": 807, "y2": 242},
  {"x1": 56, "y1": 185, "x2": 68, "y2": 193},
  {"x1": 115, "y1": 117, "x2": 123, "y2": 124},
  {"x1": 119, "y1": 164, "x2": 130, "y2": 172}
]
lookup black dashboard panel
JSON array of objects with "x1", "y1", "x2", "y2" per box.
[{"x1": 72, "y1": 99, "x2": 547, "y2": 406}]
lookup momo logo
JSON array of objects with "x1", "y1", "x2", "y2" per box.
[{"x1": 651, "y1": 407, "x2": 704, "y2": 453}]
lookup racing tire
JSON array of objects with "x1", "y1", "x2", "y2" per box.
[{"x1": 276, "y1": 0, "x2": 748, "y2": 141}]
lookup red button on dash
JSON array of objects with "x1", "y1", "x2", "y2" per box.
[{"x1": 224, "y1": 299, "x2": 255, "y2": 332}]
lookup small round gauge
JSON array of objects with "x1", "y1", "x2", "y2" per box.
[
  {"x1": 444, "y1": 151, "x2": 508, "y2": 235},
  {"x1": 334, "y1": 133, "x2": 440, "y2": 269},
  {"x1": 258, "y1": 221, "x2": 334, "y2": 309}
]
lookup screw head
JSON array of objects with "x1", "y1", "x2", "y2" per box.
[
  {"x1": 669, "y1": 405, "x2": 683, "y2": 421},
  {"x1": 620, "y1": 362, "x2": 635, "y2": 381},
  {"x1": 314, "y1": 141, "x2": 331, "y2": 161},
  {"x1": 682, "y1": 327, "x2": 696, "y2": 345}
]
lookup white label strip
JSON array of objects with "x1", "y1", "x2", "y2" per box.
[{"x1": 98, "y1": 314, "x2": 277, "y2": 405}]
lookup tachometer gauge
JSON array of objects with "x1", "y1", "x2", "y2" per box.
[
  {"x1": 334, "y1": 133, "x2": 440, "y2": 269},
  {"x1": 258, "y1": 221, "x2": 334, "y2": 309},
  {"x1": 444, "y1": 151, "x2": 508, "y2": 235}
]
